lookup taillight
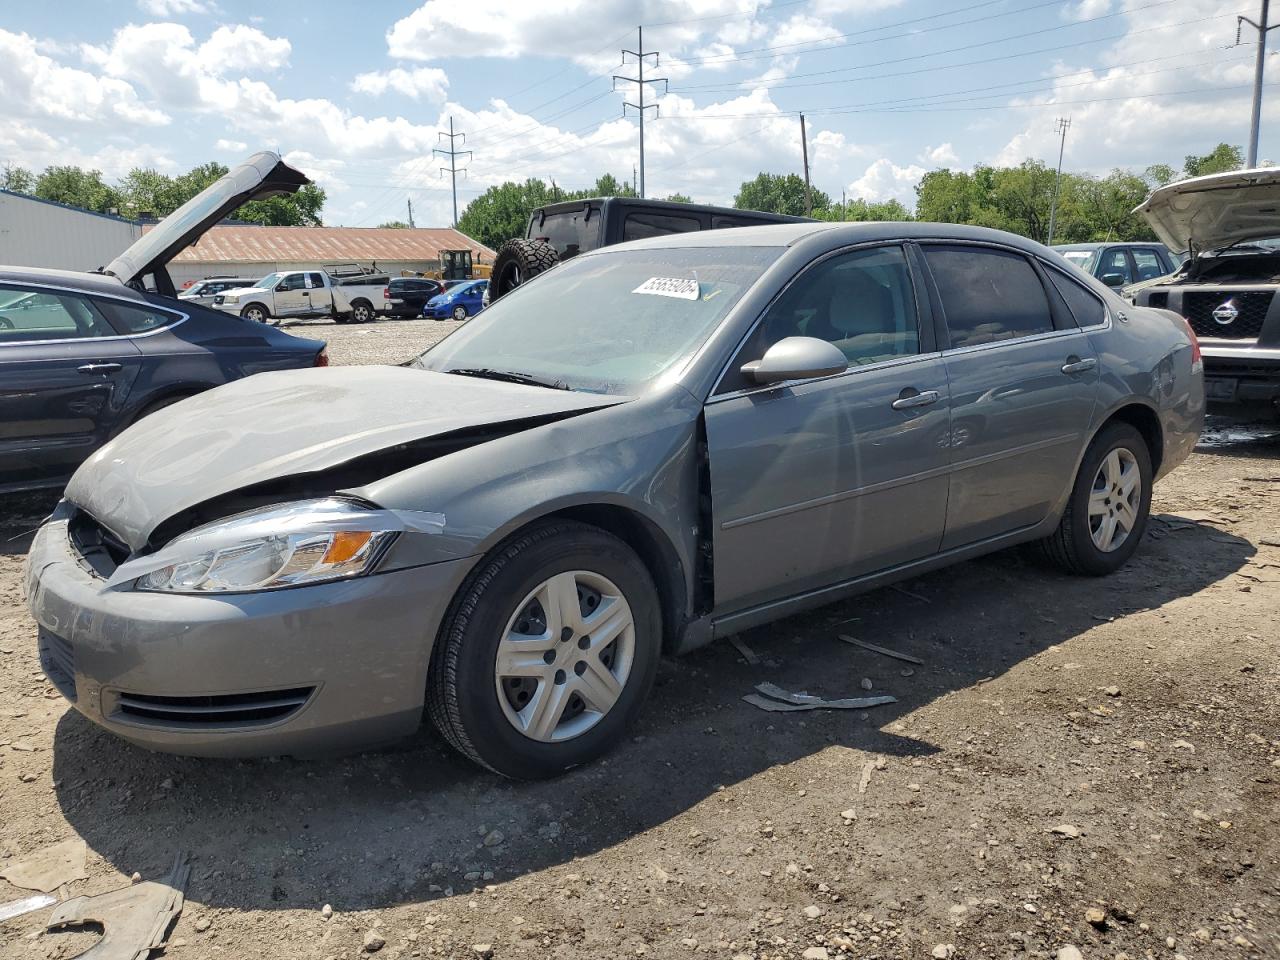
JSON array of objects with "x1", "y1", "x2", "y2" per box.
[
  {"x1": 1179, "y1": 314, "x2": 1202, "y2": 370},
  {"x1": 383, "y1": 287, "x2": 390, "y2": 299},
  {"x1": 314, "y1": 347, "x2": 330, "y2": 367}
]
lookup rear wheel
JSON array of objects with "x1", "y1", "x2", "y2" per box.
[
  {"x1": 351, "y1": 300, "x2": 374, "y2": 323},
  {"x1": 427, "y1": 520, "x2": 661, "y2": 779},
  {"x1": 1039, "y1": 422, "x2": 1152, "y2": 575}
]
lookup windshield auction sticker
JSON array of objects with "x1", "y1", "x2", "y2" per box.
[{"x1": 632, "y1": 277, "x2": 701, "y2": 301}]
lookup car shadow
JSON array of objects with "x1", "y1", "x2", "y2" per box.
[
  {"x1": 1194, "y1": 416, "x2": 1280, "y2": 460},
  {"x1": 48, "y1": 517, "x2": 1254, "y2": 914},
  {"x1": 0, "y1": 491, "x2": 60, "y2": 556}
]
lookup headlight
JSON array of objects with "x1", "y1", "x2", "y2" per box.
[
  {"x1": 222, "y1": 295, "x2": 240, "y2": 304},
  {"x1": 125, "y1": 498, "x2": 406, "y2": 594}
]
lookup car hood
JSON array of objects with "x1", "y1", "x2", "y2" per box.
[
  {"x1": 1134, "y1": 167, "x2": 1280, "y2": 254},
  {"x1": 67, "y1": 366, "x2": 622, "y2": 551},
  {"x1": 218, "y1": 285, "x2": 270, "y2": 298},
  {"x1": 104, "y1": 152, "x2": 309, "y2": 286}
]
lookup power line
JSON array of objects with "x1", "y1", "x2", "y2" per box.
[
  {"x1": 614, "y1": 26, "x2": 666, "y2": 199},
  {"x1": 434, "y1": 117, "x2": 472, "y2": 227}
]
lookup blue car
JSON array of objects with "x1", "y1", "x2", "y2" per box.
[{"x1": 424, "y1": 279, "x2": 488, "y2": 321}]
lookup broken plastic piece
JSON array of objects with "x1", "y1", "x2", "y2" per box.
[
  {"x1": 0, "y1": 838, "x2": 88, "y2": 893},
  {"x1": 0, "y1": 892, "x2": 57, "y2": 923},
  {"x1": 727, "y1": 634, "x2": 761, "y2": 665},
  {"x1": 744, "y1": 682, "x2": 896, "y2": 712},
  {"x1": 47, "y1": 851, "x2": 189, "y2": 960},
  {"x1": 838, "y1": 634, "x2": 924, "y2": 665}
]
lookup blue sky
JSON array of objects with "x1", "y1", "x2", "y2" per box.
[{"x1": 1, "y1": 0, "x2": 1273, "y2": 227}]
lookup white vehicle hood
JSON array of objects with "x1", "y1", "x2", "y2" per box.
[
  {"x1": 1134, "y1": 167, "x2": 1280, "y2": 254},
  {"x1": 218, "y1": 285, "x2": 270, "y2": 298}
]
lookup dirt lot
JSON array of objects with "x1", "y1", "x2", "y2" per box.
[{"x1": 1, "y1": 316, "x2": 1277, "y2": 960}]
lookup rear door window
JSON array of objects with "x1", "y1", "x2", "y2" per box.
[
  {"x1": 623, "y1": 212, "x2": 702, "y2": 242},
  {"x1": 306, "y1": 273, "x2": 325, "y2": 289},
  {"x1": 94, "y1": 298, "x2": 180, "y2": 334},
  {"x1": 0, "y1": 285, "x2": 115, "y2": 343},
  {"x1": 1045, "y1": 268, "x2": 1107, "y2": 327},
  {"x1": 922, "y1": 245, "x2": 1055, "y2": 348}
]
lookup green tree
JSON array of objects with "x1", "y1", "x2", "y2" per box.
[
  {"x1": 1, "y1": 164, "x2": 34, "y2": 193},
  {"x1": 35, "y1": 166, "x2": 122, "y2": 214},
  {"x1": 662, "y1": 193, "x2": 693, "y2": 203},
  {"x1": 378, "y1": 220, "x2": 411, "y2": 229},
  {"x1": 816, "y1": 198, "x2": 911, "y2": 222},
  {"x1": 119, "y1": 167, "x2": 179, "y2": 219},
  {"x1": 457, "y1": 178, "x2": 559, "y2": 249},
  {"x1": 734, "y1": 172, "x2": 830, "y2": 216},
  {"x1": 914, "y1": 168, "x2": 982, "y2": 224},
  {"x1": 1183, "y1": 143, "x2": 1242, "y2": 178},
  {"x1": 237, "y1": 183, "x2": 326, "y2": 226},
  {"x1": 583, "y1": 174, "x2": 636, "y2": 198},
  {"x1": 1143, "y1": 163, "x2": 1178, "y2": 188}
]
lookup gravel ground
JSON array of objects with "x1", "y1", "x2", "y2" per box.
[
  {"x1": 0, "y1": 328, "x2": 1277, "y2": 960},
  {"x1": 280, "y1": 315, "x2": 465, "y2": 367}
]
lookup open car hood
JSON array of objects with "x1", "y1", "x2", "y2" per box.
[
  {"x1": 1134, "y1": 167, "x2": 1280, "y2": 254},
  {"x1": 103, "y1": 152, "x2": 310, "y2": 287},
  {"x1": 67, "y1": 366, "x2": 621, "y2": 552}
]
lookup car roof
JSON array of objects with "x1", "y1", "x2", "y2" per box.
[
  {"x1": 0, "y1": 265, "x2": 149, "y2": 302},
  {"x1": 1052, "y1": 242, "x2": 1165, "y2": 251},
  {"x1": 599, "y1": 220, "x2": 1053, "y2": 254}
]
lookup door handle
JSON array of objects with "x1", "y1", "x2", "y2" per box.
[
  {"x1": 301, "y1": 291, "x2": 310, "y2": 296},
  {"x1": 77, "y1": 362, "x2": 123, "y2": 374},
  {"x1": 1061, "y1": 357, "x2": 1097, "y2": 375},
  {"x1": 891, "y1": 388, "x2": 941, "y2": 410}
]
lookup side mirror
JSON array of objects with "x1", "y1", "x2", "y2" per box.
[
  {"x1": 741, "y1": 336, "x2": 848, "y2": 386},
  {"x1": 1100, "y1": 273, "x2": 1126, "y2": 288}
]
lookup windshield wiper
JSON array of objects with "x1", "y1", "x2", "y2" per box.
[{"x1": 445, "y1": 367, "x2": 570, "y2": 390}]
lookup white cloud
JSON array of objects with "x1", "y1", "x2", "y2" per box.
[
  {"x1": 0, "y1": 29, "x2": 168, "y2": 126},
  {"x1": 214, "y1": 138, "x2": 247, "y2": 151},
  {"x1": 848, "y1": 157, "x2": 925, "y2": 206},
  {"x1": 352, "y1": 66, "x2": 450, "y2": 101},
  {"x1": 138, "y1": 0, "x2": 211, "y2": 14},
  {"x1": 1064, "y1": 0, "x2": 1111, "y2": 20},
  {"x1": 922, "y1": 142, "x2": 959, "y2": 166},
  {"x1": 199, "y1": 25, "x2": 291, "y2": 72}
]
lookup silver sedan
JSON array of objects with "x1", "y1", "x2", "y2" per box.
[{"x1": 26, "y1": 222, "x2": 1204, "y2": 778}]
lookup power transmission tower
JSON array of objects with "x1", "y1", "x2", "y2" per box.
[
  {"x1": 1046, "y1": 116, "x2": 1071, "y2": 246},
  {"x1": 614, "y1": 27, "x2": 667, "y2": 199},
  {"x1": 406, "y1": 197, "x2": 415, "y2": 228},
  {"x1": 1238, "y1": 1, "x2": 1280, "y2": 166},
  {"x1": 800, "y1": 113, "x2": 813, "y2": 216},
  {"x1": 434, "y1": 116, "x2": 472, "y2": 227}
]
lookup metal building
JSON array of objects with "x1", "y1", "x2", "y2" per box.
[{"x1": 0, "y1": 190, "x2": 142, "y2": 272}]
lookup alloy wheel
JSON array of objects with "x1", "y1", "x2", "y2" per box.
[
  {"x1": 494, "y1": 570, "x2": 635, "y2": 743},
  {"x1": 1089, "y1": 447, "x2": 1141, "y2": 552}
]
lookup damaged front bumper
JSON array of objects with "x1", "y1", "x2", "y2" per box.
[{"x1": 25, "y1": 517, "x2": 473, "y2": 758}]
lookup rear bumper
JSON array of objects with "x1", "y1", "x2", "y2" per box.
[{"x1": 25, "y1": 519, "x2": 474, "y2": 757}]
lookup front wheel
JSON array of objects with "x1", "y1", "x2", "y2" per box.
[
  {"x1": 427, "y1": 521, "x2": 661, "y2": 779},
  {"x1": 451, "y1": 305, "x2": 468, "y2": 321},
  {"x1": 1039, "y1": 422, "x2": 1153, "y2": 575},
  {"x1": 240, "y1": 304, "x2": 269, "y2": 324}
]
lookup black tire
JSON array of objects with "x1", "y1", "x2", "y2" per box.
[
  {"x1": 1038, "y1": 421, "x2": 1153, "y2": 576},
  {"x1": 489, "y1": 238, "x2": 559, "y2": 304},
  {"x1": 350, "y1": 300, "x2": 374, "y2": 323},
  {"x1": 451, "y1": 304, "x2": 468, "y2": 321},
  {"x1": 427, "y1": 520, "x2": 661, "y2": 779},
  {"x1": 240, "y1": 303, "x2": 269, "y2": 324}
]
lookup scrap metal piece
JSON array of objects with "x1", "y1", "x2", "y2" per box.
[
  {"x1": 0, "y1": 838, "x2": 88, "y2": 893},
  {"x1": 46, "y1": 852, "x2": 189, "y2": 960},
  {"x1": 838, "y1": 634, "x2": 924, "y2": 665},
  {"x1": 727, "y1": 634, "x2": 761, "y2": 665},
  {"x1": 744, "y1": 683, "x2": 896, "y2": 712},
  {"x1": 0, "y1": 892, "x2": 57, "y2": 923}
]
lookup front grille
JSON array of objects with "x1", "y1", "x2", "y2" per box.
[
  {"x1": 38, "y1": 628, "x2": 76, "y2": 702},
  {"x1": 1147, "y1": 291, "x2": 1169, "y2": 309},
  {"x1": 1182, "y1": 290, "x2": 1272, "y2": 339},
  {"x1": 113, "y1": 687, "x2": 315, "y2": 728}
]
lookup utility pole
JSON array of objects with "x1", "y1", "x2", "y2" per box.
[
  {"x1": 1239, "y1": 1, "x2": 1279, "y2": 166},
  {"x1": 614, "y1": 27, "x2": 667, "y2": 199},
  {"x1": 800, "y1": 113, "x2": 813, "y2": 216},
  {"x1": 841, "y1": 189, "x2": 846, "y2": 221},
  {"x1": 433, "y1": 116, "x2": 472, "y2": 227},
  {"x1": 1046, "y1": 116, "x2": 1071, "y2": 246},
  {"x1": 406, "y1": 197, "x2": 414, "y2": 228}
]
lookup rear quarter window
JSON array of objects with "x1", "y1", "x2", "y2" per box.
[
  {"x1": 94, "y1": 298, "x2": 181, "y2": 334},
  {"x1": 1045, "y1": 267, "x2": 1107, "y2": 327},
  {"x1": 622, "y1": 212, "x2": 703, "y2": 241}
]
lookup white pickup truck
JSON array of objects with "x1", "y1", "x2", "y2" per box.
[{"x1": 212, "y1": 269, "x2": 386, "y2": 324}]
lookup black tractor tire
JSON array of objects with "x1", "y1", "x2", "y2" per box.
[
  {"x1": 1037, "y1": 421, "x2": 1153, "y2": 576},
  {"x1": 489, "y1": 238, "x2": 559, "y2": 304},
  {"x1": 426, "y1": 520, "x2": 661, "y2": 779}
]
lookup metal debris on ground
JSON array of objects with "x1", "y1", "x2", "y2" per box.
[
  {"x1": 0, "y1": 892, "x2": 57, "y2": 923},
  {"x1": 727, "y1": 634, "x2": 761, "y2": 665},
  {"x1": 743, "y1": 682, "x2": 896, "y2": 713},
  {"x1": 46, "y1": 851, "x2": 190, "y2": 960},
  {"x1": 0, "y1": 837, "x2": 88, "y2": 893},
  {"x1": 838, "y1": 634, "x2": 924, "y2": 665},
  {"x1": 889, "y1": 583, "x2": 931, "y2": 603}
]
